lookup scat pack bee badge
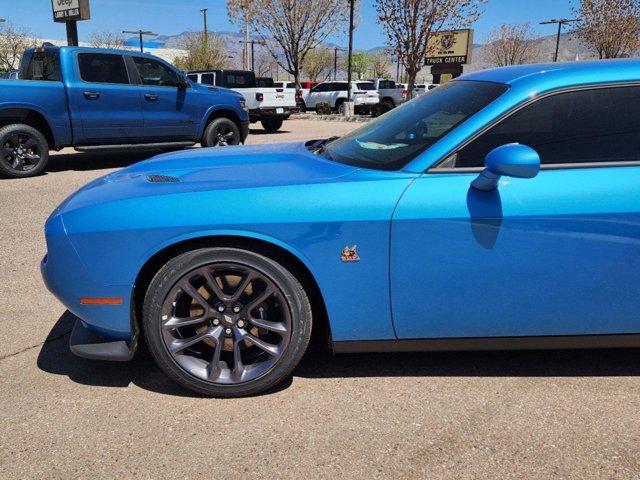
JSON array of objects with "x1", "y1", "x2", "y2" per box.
[{"x1": 341, "y1": 245, "x2": 360, "y2": 262}]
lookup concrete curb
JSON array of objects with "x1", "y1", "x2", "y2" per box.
[{"x1": 290, "y1": 114, "x2": 373, "y2": 123}]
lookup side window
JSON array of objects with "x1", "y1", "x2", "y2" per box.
[
  {"x1": 456, "y1": 86, "x2": 640, "y2": 168},
  {"x1": 312, "y1": 83, "x2": 326, "y2": 93},
  {"x1": 186, "y1": 74, "x2": 198, "y2": 82},
  {"x1": 19, "y1": 49, "x2": 61, "y2": 81},
  {"x1": 132, "y1": 57, "x2": 180, "y2": 87},
  {"x1": 201, "y1": 73, "x2": 214, "y2": 85},
  {"x1": 337, "y1": 83, "x2": 348, "y2": 92},
  {"x1": 78, "y1": 53, "x2": 129, "y2": 84}
]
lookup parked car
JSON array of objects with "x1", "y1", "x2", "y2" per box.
[
  {"x1": 367, "y1": 78, "x2": 404, "y2": 107},
  {"x1": 187, "y1": 70, "x2": 297, "y2": 132},
  {"x1": 303, "y1": 80, "x2": 379, "y2": 114},
  {"x1": 0, "y1": 70, "x2": 19, "y2": 80},
  {"x1": 0, "y1": 46, "x2": 248, "y2": 178},
  {"x1": 42, "y1": 59, "x2": 640, "y2": 397}
]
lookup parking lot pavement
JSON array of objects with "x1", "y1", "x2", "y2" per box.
[{"x1": 1, "y1": 119, "x2": 639, "y2": 478}]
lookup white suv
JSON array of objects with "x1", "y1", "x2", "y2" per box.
[{"x1": 303, "y1": 81, "x2": 379, "y2": 114}]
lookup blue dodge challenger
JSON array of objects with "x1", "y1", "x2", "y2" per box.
[{"x1": 42, "y1": 60, "x2": 640, "y2": 396}]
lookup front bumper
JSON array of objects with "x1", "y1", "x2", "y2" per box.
[
  {"x1": 249, "y1": 107, "x2": 298, "y2": 122},
  {"x1": 69, "y1": 317, "x2": 136, "y2": 361},
  {"x1": 42, "y1": 213, "x2": 136, "y2": 361}
]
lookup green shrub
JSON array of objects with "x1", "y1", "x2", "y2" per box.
[{"x1": 315, "y1": 102, "x2": 332, "y2": 115}]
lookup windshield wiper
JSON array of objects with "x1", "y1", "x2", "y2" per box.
[{"x1": 306, "y1": 136, "x2": 339, "y2": 154}]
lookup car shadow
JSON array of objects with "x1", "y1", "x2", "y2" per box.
[
  {"x1": 47, "y1": 148, "x2": 183, "y2": 173},
  {"x1": 37, "y1": 311, "x2": 640, "y2": 398},
  {"x1": 249, "y1": 128, "x2": 291, "y2": 135}
]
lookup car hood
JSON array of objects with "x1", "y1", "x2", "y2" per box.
[{"x1": 57, "y1": 142, "x2": 360, "y2": 213}]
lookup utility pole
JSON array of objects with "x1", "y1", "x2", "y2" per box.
[
  {"x1": 333, "y1": 47, "x2": 345, "y2": 80},
  {"x1": 200, "y1": 8, "x2": 208, "y2": 48},
  {"x1": 540, "y1": 18, "x2": 578, "y2": 62},
  {"x1": 122, "y1": 30, "x2": 157, "y2": 53},
  {"x1": 346, "y1": 0, "x2": 355, "y2": 114},
  {"x1": 239, "y1": 39, "x2": 266, "y2": 71},
  {"x1": 243, "y1": 2, "x2": 249, "y2": 69}
]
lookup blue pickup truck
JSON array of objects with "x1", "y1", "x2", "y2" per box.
[{"x1": 0, "y1": 45, "x2": 250, "y2": 178}]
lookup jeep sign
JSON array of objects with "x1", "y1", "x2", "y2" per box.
[{"x1": 51, "y1": 0, "x2": 90, "y2": 22}]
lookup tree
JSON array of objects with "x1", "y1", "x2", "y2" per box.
[
  {"x1": 302, "y1": 47, "x2": 333, "y2": 81},
  {"x1": 88, "y1": 31, "x2": 126, "y2": 49},
  {"x1": 375, "y1": 0, "x2": 485, "y2": 98},
  {"x1": 484, "y1": 23, "x2": 539, "y2": 66},
  {"x1": 254, "y1": 49, "x2": 278, "y2": 77},
  {"x1": 572, "y1": 0, "x2": 640, "y2": 59},
  {"x1": 228, "y1": 0, "x2": 349, "y2": 88},
  {"x1": 348, "y1": 52, "x2": 372, "y2": 79},
  {"x1": 0, "y1": 21, "x2": 37, "y2": 72},
  {"x1": 173, "y1": 31, "x2": 231, "y2": 71},
  {"x1": 371, "y1": 50, "x2": 392, "y2": 77}
]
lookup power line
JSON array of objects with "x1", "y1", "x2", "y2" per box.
[
  {"x1": 122, "y1": 30, "x2": 157, "y2": 53},
  {"x1": 539, "y1": 18, "x2": 578, "y2": 62}
]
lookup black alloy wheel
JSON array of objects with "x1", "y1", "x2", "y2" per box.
[
  {"x1": 143, "y1": 248, "x2": 312, "y2": 397},
  {"x1": 0, "y1": 124, "x2": 49, "y2": 178},
  {"x1": 202, "y1": 118, "x2": 241, "y2": 147}
]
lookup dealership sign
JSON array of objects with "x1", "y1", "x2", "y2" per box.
[
  {"x1": 425, "y1": 29, "x2": 473, "y2": 65},
  {"x1": 51, "y1": 0, "x2": 91, "y2": 22}
]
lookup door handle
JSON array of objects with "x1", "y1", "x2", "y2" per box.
[
  {"x1": 83, "y1": 91, "x2": 100, "y2": 99},
  {"x1": 144, "y1": 94, "x2": 158, "y2": 101}
]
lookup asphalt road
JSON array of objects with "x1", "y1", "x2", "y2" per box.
[{"x1": 1, "y1": 119, "x2": 639, "y2": 479}]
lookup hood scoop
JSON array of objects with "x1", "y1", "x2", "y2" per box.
[{"x1": 146, "y1": 174, "x2": 180, "y2": 183}]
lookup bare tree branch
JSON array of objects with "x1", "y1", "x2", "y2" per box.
[
  {"x1": 172, "y1": 32, "x2": 231, "y2": 71},
  {"x1": 88, "y1": 31, "x2": 126, "y2": 49},
  {"x1": 483, "y1": 23, "x2": 540, "y2": 66},
  {"x1": 228, "y1": 0, "x2": 349, "y2": 88},
  {"x1": 0, "y1": 22, "x2": 37, "y2": 72},
  {"x1": 375, "y1": 0, "x2": 485, "y2": 97},
  {"x1": 572, "y1": 0, "x2": 640, "y2": 59}
]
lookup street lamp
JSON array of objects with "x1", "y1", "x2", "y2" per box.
[
  {"x1": 345, "y1": 0, "x2": 355, "y2": 115},
  {"x1": 540, "y1": 19, "x2": 578, "y2": 62},
  {"x1": 200, "y1": 8, "x2": 208, "y2": 48},
  {"x1": 122, "y1": 30, "x2": 158, "y2": 53}
]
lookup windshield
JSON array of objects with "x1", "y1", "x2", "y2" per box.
[{"x1": 323, "y1": 80, "x2": 508, "y2": 170}]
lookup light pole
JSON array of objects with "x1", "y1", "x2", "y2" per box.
[
  {"x1": 239, "y1": 39, "x2": 266, "y2": 71},
  {"x1": 200, "y1": 8, "x2": 208, "y2": 48},
  {"x1": 122, "y1": 30, "x2": 158, "y2": 53},
  {"x1": 345, "y1": 0, "x2": 355, "y2": 114},
  {"x1": 540, "y1": 18, "x2": 578, "y2": 62}
]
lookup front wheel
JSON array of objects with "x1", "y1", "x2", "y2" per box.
[
  {"x1": 202, "y1": 118, "x2": 241, "y2": 147},
  {"x1": 260, "y1": 118, "x2": 284, "y2": 133},
  {"x1": 142, "y1": 248, "x2": 313, "y2": 397},
  {"x1": 0, "y1": 124, "x2": 49, "y2": 178}
]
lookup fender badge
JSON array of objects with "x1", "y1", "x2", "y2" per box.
[{"x1": 341, "y1": 245, "x2": 360, "y2": 262}]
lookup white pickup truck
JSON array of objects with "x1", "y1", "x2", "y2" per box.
[
  {"x1": 186, "y1": 70, "x2": 297, "y2": 132},
  {"x1": 367, "y1": 79, "x2": 405, "y2": 108}
]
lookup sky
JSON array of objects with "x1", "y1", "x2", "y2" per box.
[{"x1": 1, "y1": 0, "x2": 573, "y2": 48}]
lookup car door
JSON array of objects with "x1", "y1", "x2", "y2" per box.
[
  {"x1": 306, "y1": 83, "x2": 324, "y2": 108},
  {"x1": 130, "y1": 56, "x2": 201, "y2": 141},
  {"x1": 69, "y1": 52, "x2": 143, "y2": 142},
  {"x1": 391, "y1": 84, "x2": 640, "y2": 339}
]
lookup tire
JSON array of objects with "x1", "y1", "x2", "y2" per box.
[
  {"x1": 202, "y1": 118, "x2": 240, "y2": 147},
  {"x1": 298, "y1": 100, "x2": 307, "y2": 113},
  {"x1": 142, "y1": 247, "x2": 313, "y2": 397},
  {"x1": 260, "y1": 118, "x2": 284, "y2": 133},
  {"x1": 0, "y1": 124, "x2": 49, "y2": 178}
]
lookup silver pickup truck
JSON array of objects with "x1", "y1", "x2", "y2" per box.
[{"x1": 187, "y1": 70, "x2": 297, "y2": 132}]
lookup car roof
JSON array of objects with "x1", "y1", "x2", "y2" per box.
[{"x1": 461, "y1": 59, "x2": 640, "y2": 88}]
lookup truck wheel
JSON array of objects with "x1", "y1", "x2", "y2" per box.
[
  {"x1": 0, "y1": 124, "x2": 49, "y2": 178},
  {"x1": 260, "y1": 118, "x2": 284, "y2": 133},
  {"x1": 202, "y1": 118, "x2": 240, "y2": 147}
]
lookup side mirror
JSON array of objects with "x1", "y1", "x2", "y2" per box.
[
  {"x1": 177, "y1": 77, "x2": 188, "y2": 89},
  {"x1": 471, "y1": 143, "x2": 540, "y2": 192}
]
